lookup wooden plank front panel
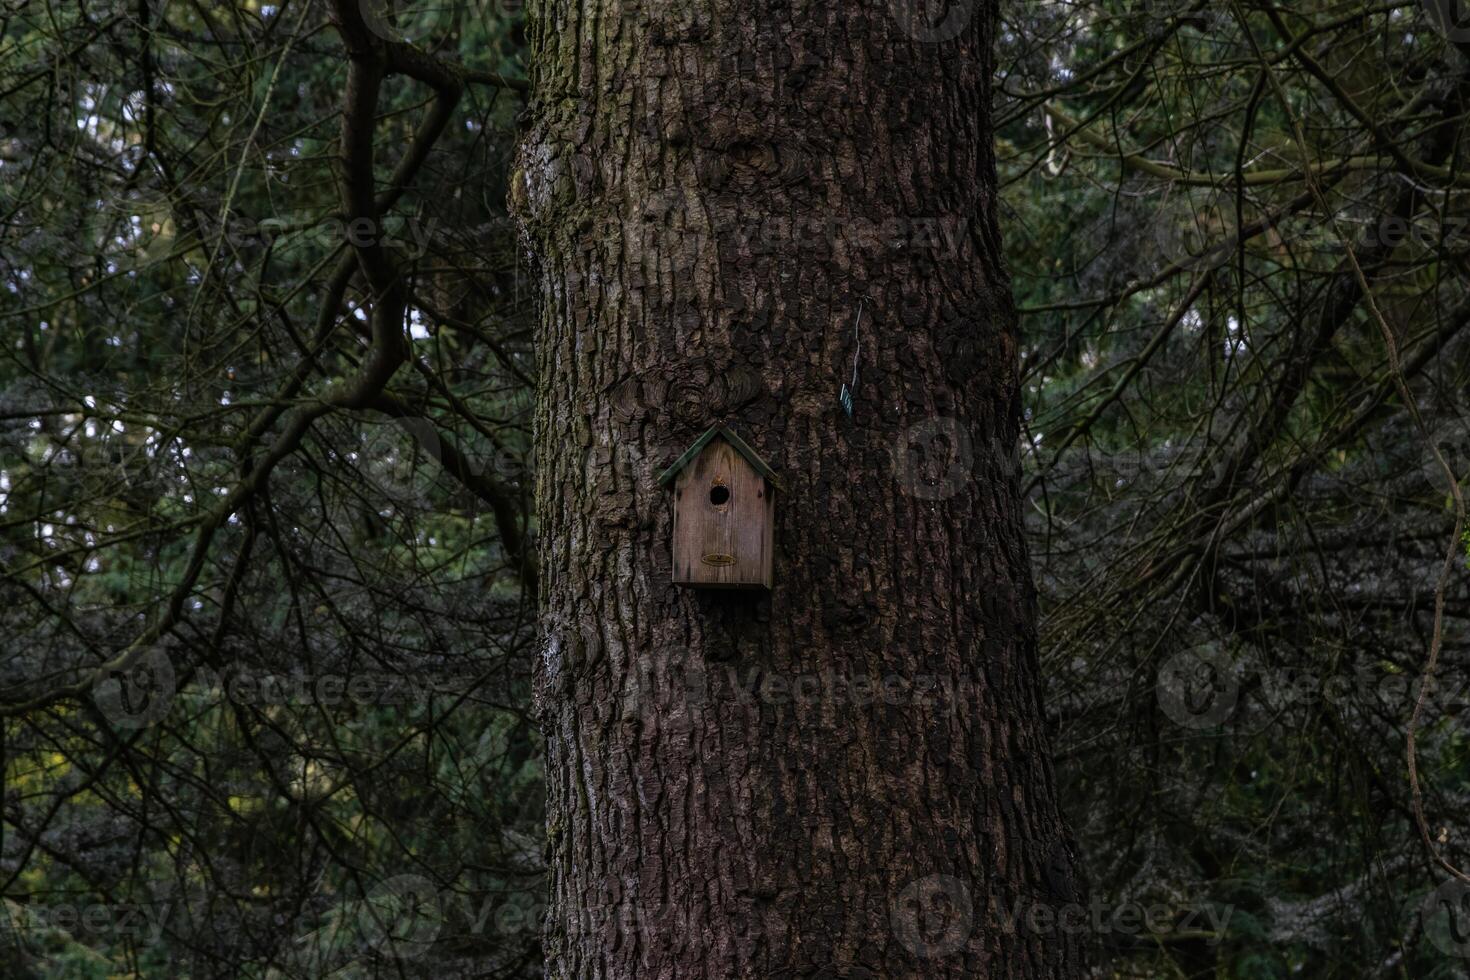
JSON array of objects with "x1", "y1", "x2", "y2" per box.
[{"x1": 672, "y1": 441, "x2": 772, "y2": 588}]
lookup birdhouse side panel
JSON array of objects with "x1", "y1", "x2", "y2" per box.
[{"x1": 671, "y1": 440, "x2": 773, "y2": 588}]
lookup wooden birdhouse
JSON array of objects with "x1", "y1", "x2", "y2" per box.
[{"x1": 658, "y1": 424, "x2": 779, "y2": 589}]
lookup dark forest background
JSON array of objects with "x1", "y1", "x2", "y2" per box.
[{"x1": 2, "y1": 0, "x2": 1469, "y2": 975}]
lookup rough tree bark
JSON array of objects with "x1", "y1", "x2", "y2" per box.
[{"x1": 512, "y1": 0, "x2": 1085, "y2": 976}]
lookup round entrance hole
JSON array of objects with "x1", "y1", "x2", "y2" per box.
[{"x1": 709, "y1": 484, "x2": 731, "y2": 507}]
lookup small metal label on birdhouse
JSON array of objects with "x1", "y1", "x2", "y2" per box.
[{"x1": 657, "y1": 424, "x2": 780, "y2": 590}]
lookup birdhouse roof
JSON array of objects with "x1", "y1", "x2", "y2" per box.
[{"x1": 657, "y1": 424, "x2": 781, "y2": 490}]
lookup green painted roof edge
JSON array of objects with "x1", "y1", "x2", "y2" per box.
[
  {"x1": 656, "y1": 425, "x2": 721, "y2": 487},
  {"x1": 657, "y1": 424, "x2": 782, "y2": 491}
]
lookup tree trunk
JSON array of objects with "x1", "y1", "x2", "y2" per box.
[{"x1": 513, "y1": 1, "x2": 1085, "y2": 976}]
